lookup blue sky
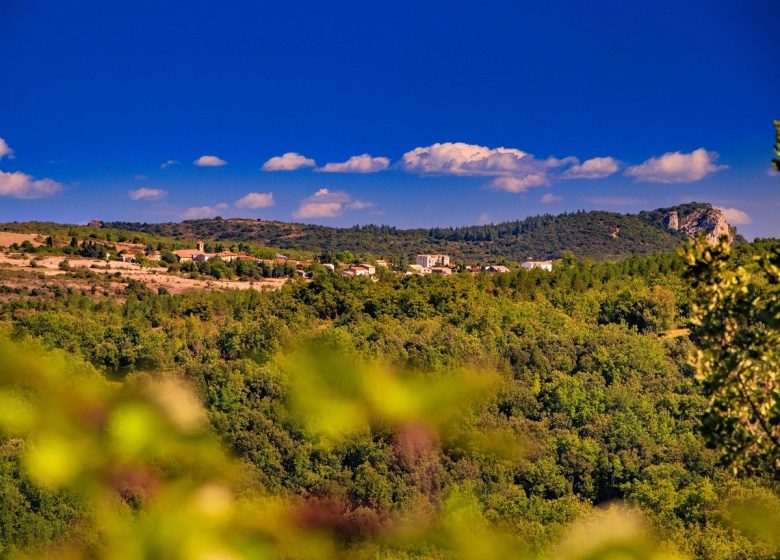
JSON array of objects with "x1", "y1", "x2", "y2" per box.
[{"x1": 1, "y1": 0, "x2": 778, "y2": 238}]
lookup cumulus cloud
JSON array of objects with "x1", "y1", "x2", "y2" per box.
[
  {"x1": 625, "y1": 148, "x2": 727, "y2": 183},
  {"x1": 401, "y1": 142, "x2": 538, "y2": 176},
  {"x1": 235, "y1": 192, "x2": 275, "y2": 209},
  {"x1": 0, "y1": 137, "x2": 61, "y2": 198},
  {"x1": 293, "y1": 188, "x2": 373, "y2": 219},
  {"x1": 129, "y1": 187, "x2": 167, "y2": 201},
  {"x1": 0, "y1": 170, "x2": 62, "y2": 199},
  {"x1": 295, "y1": 201, "x2": 342, "y2": 219},
  {"x1": 401, "y1": 142, "x2": 577, "y2": 193},
  {"x1": 540, "y1": 193, "x2": 562, "y2": 203},
  {"x1": 183, "y1": 202, "x2": 229, "y2": 219},
  {"x1": 161, "y1": 160, "x2": 179, "y2": 169},
  {"x1": 262, "y1": 152, "x2": 316, "y2": 171},
  {"x1": 562, "y1": 156, "x2": 620, "y2": 179},
  {"x1": 319, "y1": 154, "x2": 390, "y2": 173},
  {"x1": 194, "y1": 155, "x2": 227, "y2": 167},
  {"x1": 717, "y1": 207, "x2": 751, "y2": 225},
  {"x1": 0, "y1": 138, "x2": 14, "y2": 160},
  {"x1": 490, "y1": 174, "x2": 549, "y2": 193}
]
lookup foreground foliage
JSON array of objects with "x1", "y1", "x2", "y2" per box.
[
  {"x1": 0, "y1": 243, "x2": 777, "y2": 558},
  {"x1": 683, "y1": 238, "x2": 780, "y2": 473}
]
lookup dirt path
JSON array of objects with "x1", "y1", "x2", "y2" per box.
[{"x1": 661, "y1": 328, "x2": 690, "y2": 339}]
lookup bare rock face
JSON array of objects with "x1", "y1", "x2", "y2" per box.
[
  {"x1": 678, "y1": 205, "x2": 732, "y2": 244},
  {"x1": 662, "y1": 211, "x2": 679, "y2": 231}
]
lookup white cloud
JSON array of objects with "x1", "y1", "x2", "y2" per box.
[
  {"x1": 562, "y1": 156, "x2": 620, "y2": 179},
  {"x1": 478, "y1": 213, "x2": 493, "y2": 225},
  {"x1": 490, "y1": 174, "x2": 549, "y2": 193},
  {"x1": 717, "y1": 207, "x2": 751, "y2": 225},
  {"x1": 401, "y1": 142, "x2": 537, "y2": 176},
  {"x1": 346, "y1": 200, "x2": 375, "y2": 210},
  {"x1": 129, "y1": 187, "x2": 167, "y2": 201},
  {"x1": 546, "y1": 156, "x2": 579, "y2": 168},
  {"x1": 319, "y1": 154, "x2": 390, "y2": 173},
  {"x1": 0, "y1": 170, "x2": 62, "y2": 199},
  {"x1": 293, "y1": 188, "x2": 372, "y2": 219},
  {"x1": 194, "y1": 155, "x2": 227, "y2": 167},
  {"x1": 294, "y1": 202, "x2": 342, "y2": 219},
  {"x1": 235, "y1": 192, "x2": 274, "y2": 209},
  {"x1": 540, "y1": 193, "x2": 562, "y2": 203},
  {"x1": 625, "y1": 148, "x2": 727, "y2": 183},
  {"x1": 0, "y1": 138, "x2": 14, "y2": 160},
  {"x1": 161, "y1": 160, "x2": 179, "y2": 169},
  {"x1": 401, "y1": 142, "x2": 576, "y2": 193},
  {"x1": 262, "y1": 152, "x2": 316, "y2": 171},
  {"x1": 183, "y1": 202, "x2": 229, "y2": 219},
  {"x1": 0, "y1": 137, "x2": 61, "y2": 198}
]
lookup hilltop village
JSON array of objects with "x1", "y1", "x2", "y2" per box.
[
  {"x1": 171, "y1": 243, "x2": 553, "y2": 279},
  {"x1": 0, "y1": 228, "x2": 554, "y2": 302}
]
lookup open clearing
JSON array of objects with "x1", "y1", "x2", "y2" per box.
[
  {"x1": 0, "y1": 253, "x2": 287, "y2": 295},
  {"x1": 0, "y1": 232, "x2": 46, "y2": 248}
]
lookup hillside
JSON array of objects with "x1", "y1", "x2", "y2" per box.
[{"x1": 102, "y1": 202, "x2": 735, "y2": 262}]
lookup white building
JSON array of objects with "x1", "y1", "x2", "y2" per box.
[
  {"x1": 520, "y1": 260, "x2": 553, "y2": 272},
  {"x1": 416, "y1": 254, "x2": 450, "y2": 268}
]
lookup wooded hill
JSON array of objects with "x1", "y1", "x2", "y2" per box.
[{"x1": 103, "y1": 202, "x2": 730, "y2": 262}]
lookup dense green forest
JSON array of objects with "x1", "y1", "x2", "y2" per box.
[
  {"x1": 0, "y1": 233, "x2": 777, "y2": 558},
  {"x1": 99, "y1": 203, "x2": 723, "y2": 262}
]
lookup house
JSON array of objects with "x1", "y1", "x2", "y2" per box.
[
  {"x1": 431, "y1": 266, "x2": 452, "y2": 275},
  {"x1": 484, "y1": 265, "x2": 511, "y2": 273},
  {"x1": 173, "y1": 241, "x2": 255, "y2": 265},
  {"x1": 119, "y1": 253, "x2": 137, "y2": 263},
  {"x1": 465, "y1": 266, "x2": 482, "y2": 274},
  {"x1": 520, "y1": 260, "x2": 553, "y2": 271},
  {"x1": 358, "y1": 263, "x2": 376, "y2": 276},
  {"x1": 416, "y1": 254, "x2": 450, "y2": 268},
  {"x1": 174, "y1": 242, "x2": 209, "y2": 262},
  {"x1": 375, "y1": 259, "x2": 389, "y2": 268},
  {"x1": 173, "y1": 249, "x2": 202, "y2": 262},
  {"x1": 342, "y1": 265, "x2": 371, "y2": 277},
  {"x1": 215, "y1": 251, "x2": 239, "y2": 263},
  {"x1": 323, "y1": 263, "x2": 335, "y2": 272},
  {"x1": 408, "y1": 264, "x2": 431, "y2": 275}
]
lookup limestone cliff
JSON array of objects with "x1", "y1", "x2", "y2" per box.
[{"x1": 661, "y1": 204, "x2": 732, "y2": 244}]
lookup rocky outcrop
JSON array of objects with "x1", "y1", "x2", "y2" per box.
[
  {"x1": 662, "y1": 211, "x2": 679, "y2": 231},
  {"x1": 677, "y1": 205, "x2": 732, "y2": 244}
]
